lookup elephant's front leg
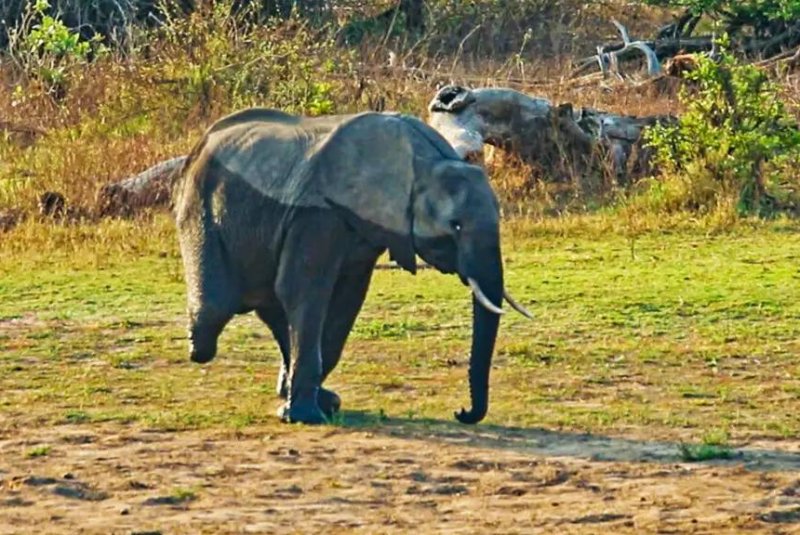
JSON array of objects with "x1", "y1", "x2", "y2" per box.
[
  {"x1": 274, "y1": 224, "x2": 345, "y2": 424},
  {"x1": 317, "y1": 258, "x2": 379, "y2": 414},
  {"x1": 257, "y1": 303, "x2": 341, "y2": 419},
  {"x1": 282, "y1": 313, "x2": 328, "y2": 424}
]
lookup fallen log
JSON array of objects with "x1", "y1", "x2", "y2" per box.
[
  {"x1": 95, "y1": 156, "x2": 185, "y2": 217},
  {"x1": 97, "y1": 87, "x2": 673, "y2": 216},
  {"x1": 427, "y1": 85, "x2": 674, "y2": 186}
]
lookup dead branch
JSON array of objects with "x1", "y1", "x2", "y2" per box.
[
  {"x1": 575, "y1": 13, "x2": 800, "y2": 83},
  {"x1": 0, "y1": 121, "x2": 45, "y2": 135},
  {"x1": 95, "y1": 156, "x2": 185, "y2": 217},
  {"x1": 572, "y1": 20, "x2": 663, "y2": 81},
  {"x1": 0, "y1": 121, "x2": 46, "y2": 148}
]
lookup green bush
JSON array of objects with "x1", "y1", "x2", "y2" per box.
[
  {"x1": 150, "y1": 2, "x2": 347, "y2": 117},
  {"x1": 643, "y1": 0, "x2": 800, "y2": 21},
  {"x1": 7, "y1": 0, "x2": 107, "y2": 98},
  {"x1": 643, "y1": 47, "x2": 800, "y2": 216}
]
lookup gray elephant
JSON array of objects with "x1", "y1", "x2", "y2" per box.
[{"x1": 172, "y1": 107, "x2": 530, "y2": 425}]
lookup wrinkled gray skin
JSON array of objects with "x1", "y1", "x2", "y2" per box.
[{"x1": 173, "y1": 107, "x2": 507, "y2": 425}]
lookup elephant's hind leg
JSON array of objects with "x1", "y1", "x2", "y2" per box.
[
  {"x1": 316, "y1": 260, "x2": 377, "y2": 412},
  {"x1": 255, "y1": 304, "x2": 291, "y2": 397}
]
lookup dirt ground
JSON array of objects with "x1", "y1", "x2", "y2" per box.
[{"x1": 1, "y1": 423, "x2": 799, "y2": 534}]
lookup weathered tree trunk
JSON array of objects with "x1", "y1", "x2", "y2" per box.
[
  {"x1": 96, "y1": 156, "x2": 185, "y2": 217},
  {"x1": 427, "y1": 85, "x2": 674, "y2": 186}
]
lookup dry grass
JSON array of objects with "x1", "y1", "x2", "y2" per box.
[
  {"x1": 0, "y1": 0, "x2": 684, "y2": 221},
  {"x1": 0, "y1": 0, "x2": 798, "y2": 225}
]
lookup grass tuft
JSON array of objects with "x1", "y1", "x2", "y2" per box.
[
  {"x1": 170, "y1": 487, "x2": 199, "y2": 503},
  {"x1": 26, "y1": 445, "x2": 52, "y2": 458},
  {"x1": 679, "y1": 443, "x2": 735, "y2": 462}
]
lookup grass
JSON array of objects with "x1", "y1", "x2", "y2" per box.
[
  {"x1": 2, "y1": 214, "x2": 800, "y2": 443},
  {"x1": 26, "y1": 445, "x2": 51, "y2": 458},
  {"x1": 170, "y1": 487, "x2": 199, "y2": 503},
  {"x1": 678, "y1": 443, "x2": 735, "y2": 462},
  {"x1": 678, "y1": 428, "x2": 736, "y2": 461},
  {"x1": 679, "y1": 444, "x2": 734, "y2": 463}
]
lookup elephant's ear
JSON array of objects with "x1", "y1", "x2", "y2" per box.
[{"x1": 315, "y1": 113, "x2": 417, "y2": 274}]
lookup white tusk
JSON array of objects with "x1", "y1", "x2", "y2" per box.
[
  {"x1": 503, "y1": 290, "x2": 533, "y2": 320},
  {"x1": 467, "y1": 278, "x2": 505, "y2": 315}
]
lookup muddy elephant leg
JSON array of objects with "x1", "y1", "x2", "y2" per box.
[
  {"x1": 181, "y1": 232, "x2": 240, "y2": 364},
  {"x1": 317, "y1": 260, "x2": 378, "y2": 415},
  {"x1": 255, "y1": 304, "x2": 291, "y2": 397}
]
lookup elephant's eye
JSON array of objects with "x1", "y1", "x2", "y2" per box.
[{"x1": 451, "y1": 221, "x2": 462, "y2": 233}]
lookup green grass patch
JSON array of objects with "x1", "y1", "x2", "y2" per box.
[
  {"x1": 679, "y1": 443, "x2": 735, "y2": 462},
  {"x1": 1, "y1": 216, "x2": 800, "y2": 441},
  {"x1": 26, "y1": 445, "x2": 52, "y2": 458},
  {"x1": 171, "y1": 487, "x2": 199, "y2": 503}
]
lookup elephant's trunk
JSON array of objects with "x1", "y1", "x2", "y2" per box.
[{"x1": 455, "y1": 233, "x2": 503, "y2": 425}]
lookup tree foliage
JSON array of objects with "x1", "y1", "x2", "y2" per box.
[
  {"x1": 644, "y1": 0, "x2": 800, "y2": 20},
  {"x1": 643, "y1": 0, "x2": 800, "y2": 38},
  {"x1": 644, "y1": 48, "x2": 800, "y2": 216}
]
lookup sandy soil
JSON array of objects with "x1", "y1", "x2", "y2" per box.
[{"x1": 1, "y1": 423, "x2": 800, "y2": 534}]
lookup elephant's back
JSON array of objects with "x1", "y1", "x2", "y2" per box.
[{"x1": 198, "y1": 121, "x2": 328, "y2": 209}]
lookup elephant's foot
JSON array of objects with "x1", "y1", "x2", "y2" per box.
[
  {"x1": 317, "y1": 387, "x2": 341, "y2": 418},
  {"x1": 277, "y1": 398, "x2": 329, "y2": 425},
  {"x1": 189, "y1": 333, "x2": 218, "y2": 364},
  {"x1": 277, "y1": 378, "x2": 340, "y2": 419},
  {"x1": 188, "y1": 307, "x2": 233, "y2": 364}
]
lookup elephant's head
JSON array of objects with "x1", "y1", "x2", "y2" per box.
[
  {"x1": 411, "y1": 157, "x2": 513, "y2": 424},
  {"x1": 319, "y1": 112, "x2": 531, "y2": 424}
]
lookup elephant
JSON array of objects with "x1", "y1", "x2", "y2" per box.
[{"x1": 172, "y1": 107, "x2": 531, "y2": 425}]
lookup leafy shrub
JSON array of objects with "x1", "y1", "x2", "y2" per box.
[
  {"x1": 643, "y1": 0, "x2": 800, "y2": 21},
  {"x1": 151, "y1": 2, "x2": 347, "y2": 117},
  {"x1": 642, "y1": 48, "x2": 800, "y2": 217},
  {"x1": 7, "y1": 0, "x2": 107, "y2": 98},
  {"x1": 0, "y1": 1, "x2": 358, "y2": 215}
]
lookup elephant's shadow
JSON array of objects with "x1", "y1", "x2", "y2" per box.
[{"x1": 335, "y1": 410, "x2": 800, "y2": 473}]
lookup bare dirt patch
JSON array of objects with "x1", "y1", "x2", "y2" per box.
[
  {"x1": 1, "y1": 423, "x2": 799, "y2": 534},
  {"x1": 0, "y1": 313, "x2": 46, "y2": 334}
]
